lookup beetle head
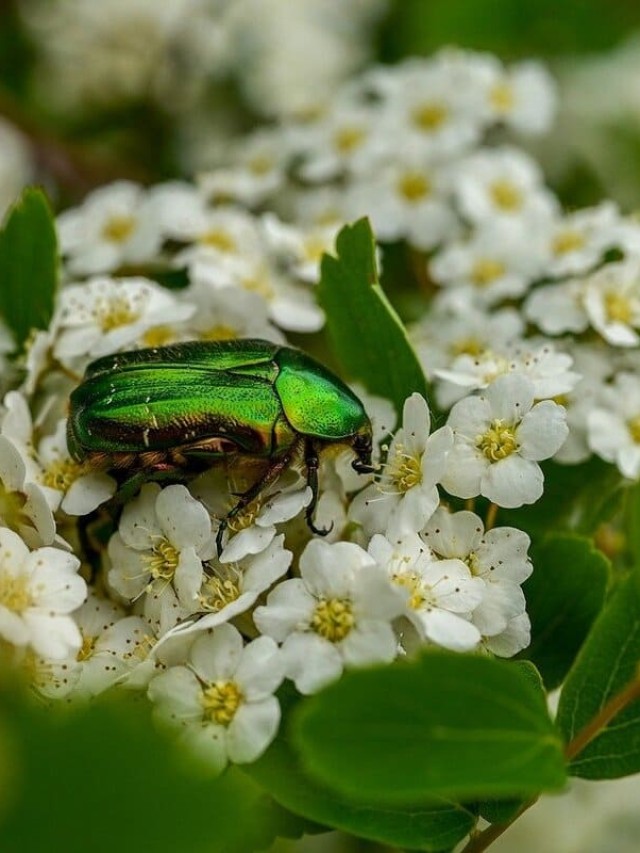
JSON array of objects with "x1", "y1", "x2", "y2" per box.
[{"x1": 351, "y1": 428, "x2": 374, "y2": 475}]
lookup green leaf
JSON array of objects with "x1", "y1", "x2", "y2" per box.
[
  {"x1": 293, "y1": 651, "x2": 567, "y2": 802},
  {"x1": 318, "y1": 218, "x2": 429, "y2": 414},
  {"x1": 0, "y1": 689, "x2": 277, "y2": 853},
  {"x1": 0, "y1": 187, "x2": 58, "y2": 349},
  {"x1": 556, "y1": 574, "x2": 640, "y2": 779},
  {"x1": 519, "y1": 534, "x2": 610, "y2": 690},
  {"x1": 245, "y1": 719, "x2": 475, "y2": 851}
]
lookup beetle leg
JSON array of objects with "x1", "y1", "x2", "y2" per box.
[
  {"x1": 304, "y1": 440, "x2": 333, "y2": 538},
  {"x1": 216, "y1": 452, "x2": 293, "y2": 558}
]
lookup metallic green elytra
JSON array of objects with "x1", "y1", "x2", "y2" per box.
[{"x1": 67, "y1": 339, "x2": 374, "y2": 553}]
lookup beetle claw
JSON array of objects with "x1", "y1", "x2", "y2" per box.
[{"x1": 307, "y1": 518, "x2": 334, "y2": 537}]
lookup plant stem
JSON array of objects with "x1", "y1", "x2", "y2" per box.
[{"x1": 485, "y1": 502, "x2": 498, "y2": 531}]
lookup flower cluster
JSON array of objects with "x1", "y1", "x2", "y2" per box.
[{"x1": 1, "y1": 47, "x2": 638, "y2": 775}]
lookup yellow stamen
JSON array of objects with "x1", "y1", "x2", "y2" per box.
[
  {"x1": 470, "y1": 258, "x2": 506, "y2": 287},
  {"x1": 552, "y1": 230, "x2": 585, "y2": 256},
  {"x1": 0, "y1": 573, "x2": 31, "y2": 613},
  {"x1": 604, "y1": 291, "x2": 633, "y2": 324},
  {"x1": 412, "y1": 103, "x2": 448, "y2": 131},
  {"x1": 40, "y1": 458, "x2": 82, "y2": 492},
  {"x1": 490, "y1": 180, "x2": 522, "y2": 212},
  {"x1": 489, "y1": 82, "x2": 515, "y2": 112},
  {"x1": 628, "y1": 415, "x2": 640, "y2": 444},
  {"x1": 144, "y1": 538, "x2": 180, "y2": 582},
  {"x1": 201, "y1": 681, "x2": 243, "y2": 726},
  {"x1": 477, "y1": 420, "x2": 519, "y2": 462},
  {"x1": 102, "y1": 215, "x2": 136, "y2": 243},
  {"x1": 199, "y1": 229, "x2": 236, "y2": 252},
  {"x1": 333, "y1": 126, "x2": 366, "y2": 154},
  {"x1": 397, "y1": 172, "x2": 432, "y2": 203},
  {"x1": 311, "y1": 598, "x2": 354, "y2": 642}
]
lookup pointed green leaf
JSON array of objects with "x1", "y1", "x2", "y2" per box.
[
  {"x1": 0, "y1": 187, "x2": 58, "y2": 349},
  {"x1": 557, "y1": 574, "x2": 640, "y2": 779},
  {"x1": 519, "y1": 534, "x2": 610, "y2": 689},
  {"x1": 293, "y1": 652, "x2": 567, "y2": 802},
  {"x1": 318, "y1": 218, "x2": 429, "y2": 413}
]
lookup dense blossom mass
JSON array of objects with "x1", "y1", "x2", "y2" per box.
[{"x1": 0, "y1": 47, "x2": 638, "y2": 771}]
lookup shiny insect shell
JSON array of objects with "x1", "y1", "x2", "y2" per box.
[{"x1": 67, "y1": 338, "x2": 374, "y2": 552}]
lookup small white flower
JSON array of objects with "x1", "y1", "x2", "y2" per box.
[
  {"x1": 161, "y1": 535, "x2": 292, "y2": 640},
  {"x1": 57, "y1": 181, "x2": 165, "y2": 276},
  {"x1": 345, "y1": 155, "x2": 457, "y2": 251},
  {"x1": 442, "y1": 374, "x2": 568, "y2": 507},
  {"x1": 583, "y1": 259, "x2": 640, "y2": 347},
  {"x1": 54, "y1": 276, "x2": 195, "y2": 366},
  {"x1": 184, "y1": 287, "x2": 285, "y2": 345},
  {"x1": 453, "y1": 147, "x2": 557, "y2": 226},
  {"x1": 587, "y1": 372, "x2": 640, "y2": 478},
  {"x1": 0, "y1": 527, "x2": 85, "y2": 659},
  {"x1": 350, "y1": 393, "x2": 453, "y2": 538},
  {"x1": 0, "y1": 436, "x2": 56, "y2": 548},
  {"x1": 254, "y1": 539, "x2": 403, "y2": 694},
  {"x1": 368, "y1": 532, "x2": 483, "y2": 652},
  {"x1": 192, "y1": 469, "x2": 311, "y2": 564},
  {"x1": 525, "y1": 280, "x2": 590, "y2": 335},
  {"x1": 544, "y1": 203, "x2": 621, "y2": 277},
  {"x1": 478, "y1": 58, "x2": 557, "y2": 135},
  {"x1": 148, "y1": 624, "x2": 284, "y2": 771},
  {"x1": 107, "y1": 483, "x2": 216, "y2": 627},
  {"x1": 423, "y1": 507, "x2": 532, "y2": 641},
  {"x1": 261, "y1": 214, "x2": 340, "y2": 284},
  {"x1": 430, "y1": 221, "x2": 546, "y2": 306}
]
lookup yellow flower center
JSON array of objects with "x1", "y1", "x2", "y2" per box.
[
  {"x1": 0, "y1": 572, "x2": 31, "y2": 613},
  {"x1": 199, "y1": 574, "x2": 240, "y2": 612},
  {"x1": 477, "y1": 420, "x2": 519, "y2": 462},
  {"x1": 40, "y1": 458, "x2": 82, "y2": 492},
  {"x1": 200, "y1": 324, "x2": 239, "y2": 342},
  {"x1": 247, "y1": 154, "x2": 273, "y2": 176},
  {"x1": 124, "y1": 633, "x2": 156, "y2": 663},
  {"x1": 384, "y1": 444, "x2": 422, "y2": 493},
  {"x1": 604, "y1": 291, "x2": 633, "y2": 324},
  {"x1": 411, "y1": 102, "x2": 448, "y2": 132},
  {"x1": 451, "y1": 337, "x2": 485, "y2": 357},
  {"x1": 490, "y1": 180, "x2": 523, "y2": 212},
  {"x1": 628, "y1": 415, "x2": 640, "y2": 444},
  {"x1": 227, "y1": 497, "x2": 262, "y2": 533},
  {"x1": 241, "y1": 274, "x2": 275, "y2": 301},
  {"x1": 144, "y1": 537, "x2": 180, "y2": 582},
  {"x1": 102, "y1": 214, "x2": 136, "y2": 244},
  {"x1": 392, "y1": 570, "x2": 430, "y2": 610},
  {"x1": 311, "y1": 597, "x2": 354, "y2": 642},
  {"x1": 201, "y1": 681, "x2": 243, "y2": 726},
  {"x1": 141, "y1": 326, "x2": 175, "y2": 348},
  {"x1": 470, "y1": 258, "x2": 506, "y2": 287},
  {"x1": 303, "y1": 235, "x2": 328, "y2": 263},
  {"x1": 489, "y1": 82, "x2": 515, "y2": 112},
  {"x1": 397, "y1": 171, "x2": 432, "y2": 203},
  {"x1": 466, "y1": 551, "x2": 481, "y2": 576},
  {"x1": 95, "y1": 295, "x2": 140, "y2": 331},
  {"x1": 199, "y1": 229, "x2": 236, "y2": 252},
  {"x1": 77, "y1": 632, "x2": 97, "y2": 662},
  {"x1": 552, "y1": 229, "x2": 585, "y2": 256},
  {"x1": 333, "y1": 126, "x2": 366, "y2": 154}
]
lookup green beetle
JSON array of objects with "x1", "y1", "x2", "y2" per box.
[{"x1": 67, "y1": 338, "x2": 374, "y2": 552}]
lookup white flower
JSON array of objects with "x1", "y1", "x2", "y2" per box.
[
  {"x1": 437, "y1": 342, "x2": 580, "y2": 400},
  {"x1": 161, "y1": 535, "x2": 292, "y2": 640},
  {"x1": 261, "y1": 214, "x2": 340, "y2": 284},
  {"x1": 368, "y1": 532, "x2": 483, "y2": 652},
  {"x1": 192, "y1": 469, "x2": 311, "y2": 563},
  {"x1": 587, "y1": 373, "x2": 640, "y2": 478},
  {"x1": 583, "y1": 259, "x2": 640, "y2": 347},
  {"x1": 53, "y1": 276, "x2": 195, "y2": 366},
  {"x1": 345, "y1": 155, "x2": 457, "y2": 251},
  {"x1": 380, "y1": 53, "x2": 485, "y2": 158},
  {"x1": 57, "y1": 181, "x2": 165, "y2": 276},
  {"x1": 478, "y1": 58, "x2": 557, "y2": 135},
  {"x1": 0, "y1": 527, "x2": 85, "y2": 658},
  {"x1": 183, "y1": 287, "x2": 285, "y2": 344},
  {"x1": 525, "y1": 280, "x2": 590, "y2": 335},
  {"x1": 253, "y1": 539, "x2": 403, "y2": 694},
  {"x1": 423, "y1": 507, "x2": 532, "y2": 641},
  {"x1": 442, "y1": 374, "x2": 568, "y2": 507},
  {"x1": 350, "y1": 393, "x2": 453, "y2": 538},
  {"x1": 0, "y1": 118, "x2": 33, "y2": 218},
  {"x1": 453, "y1": 147, "x2": 557, "y2": 226},
  {"x1": 148, "y1": 624, "x2": 284, "y2": 771},
  {"x1": 0, "y1": 436, "x2": 56, "y2": 548},
  {"x1": 430, "y1": 221, "x2": 546, "y2": 306},
  {"x1": 107, "y1": 483, "x2": 216, "y2": 628},
  {"x1": 544, "y1": 203, "x2": 621, "y2": 277}
]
